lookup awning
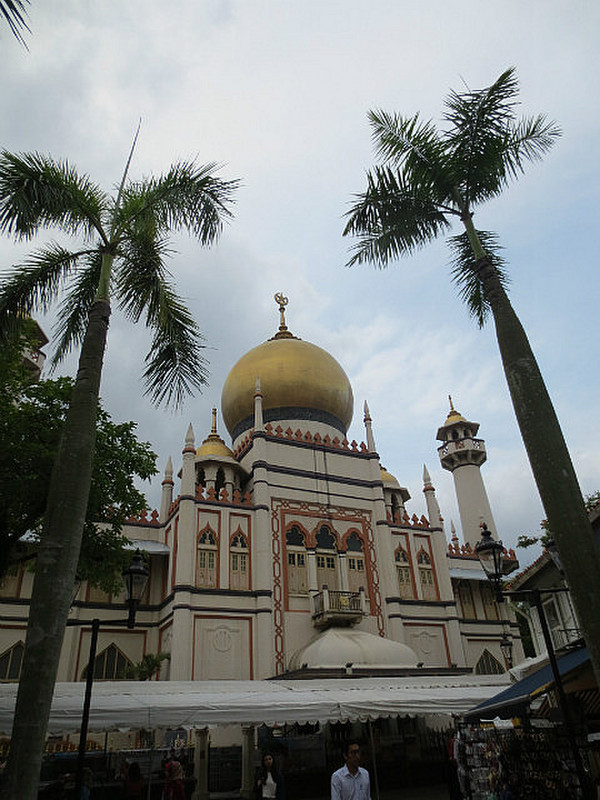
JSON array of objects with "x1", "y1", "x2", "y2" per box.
[
  {"x1": 0, "y1": 675, "x2": 510, "y2": 735},
  {"x1": 466, "y1": 646, "x2": 590, "y2": 719}
]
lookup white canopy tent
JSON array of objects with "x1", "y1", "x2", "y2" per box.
[{"x1": 0, "y1": 675, "x2": 510, "y2": 735}]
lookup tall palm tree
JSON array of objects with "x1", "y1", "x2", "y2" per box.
[
  {"x1": 343, "y1": 67, "x2": 600, "y2": 685},
  {"x1": 0, "y1": 142, "x2": 238, "y2": 799}
]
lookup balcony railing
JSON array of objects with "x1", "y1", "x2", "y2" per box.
[{"x1": 311, "y1": 587, "x2": 366, "y2": 629}]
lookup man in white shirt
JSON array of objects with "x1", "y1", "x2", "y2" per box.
[{"x1": 331, "y1": 741, "x2": 371, "y2": 800}]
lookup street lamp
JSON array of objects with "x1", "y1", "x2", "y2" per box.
[
  {"x1": 475, "y1": 525, "x2": 591, "y2": 799},
  {"x1": 73, "y1": 550, "x2": 149, "y2": 799},
  {"x1": 122, "y1": 549, "x2": 150, "y2": 629},
  {"x1": 475, "y1": 523, "x2": 505, "y2": 600}
]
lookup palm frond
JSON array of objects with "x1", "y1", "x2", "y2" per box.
[
  {"x1": 501, "y1": 115, "x2": 562, "y2": 181},
  {"x1": 369, "y1": 110, "x2": 452, "y2": 198},
  {"x1": 0, "y1": 0, "x2": 30, "y2": 46},
  {"x1": 115, "y1": 161, "x2": 239, "y2": 246},
  {"x1": 0, "y1": 244, "x2": 88, "y2": 342},
  {"x1": 344, "y1": 166, "x2": 451, "y2": 267},
  {"x1": 51, "y1": 250, "x2": 104, "y2": 367},
  {"x1": 140, "y1": 283, "x2": 208, "y2": 408},
  {"x1": 0, "y1": 151, "x2": 108, "y2": 242},
  {"x1": 442, "y1": 68, "x2": 560, "y2": 208},
  {"x1": 448, "y1": 230, "x2": 509, "y2": 327},
  {"x1": 114, "y1": 231, "x2": 208, "y2": 407}
]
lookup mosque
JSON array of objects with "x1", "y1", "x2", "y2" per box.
[{"x1": 0, "y1": 293, "x2": 522, "y2": 685}]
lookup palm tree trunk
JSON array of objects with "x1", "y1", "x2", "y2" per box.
[
  {"x1": 2, "y1": 298, "x2": 111, "y2": 800},
  {"x1": 475, "y1": 255, "x2": 600, "y2": 685}
]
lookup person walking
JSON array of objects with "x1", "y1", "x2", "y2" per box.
[
  {"x1": 331, "y1": 741, "x2": 371, "y2": 800},
  {"x1": 255, "y1": 752, "x2": 285, "y2": 800}
]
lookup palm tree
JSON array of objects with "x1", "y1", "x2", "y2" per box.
[
  {"x1": 343, "y1": 67, "x2": 600, "y2": 685},
  {"x1": 0, "y1": 141, "x2": 238, "y2": 800}
]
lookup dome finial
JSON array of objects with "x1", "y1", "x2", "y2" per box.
[
  {"x1": 211, "y1": 407, "x2": 218, "y2": 435},
  {"x1": 271, "y1": 293, "x2": 296, "y2": 340},
  {"x1": 448, "y1": 394, "x2": 455, "y2": 413},
  {"x1": 274, "y1": 292, "x2": 289, "y2": 333}
]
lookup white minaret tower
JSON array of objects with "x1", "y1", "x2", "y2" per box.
[{"x1": 436, "y1": 397, "x2": 497, "y2": 547}]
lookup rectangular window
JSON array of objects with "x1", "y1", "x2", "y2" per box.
[{"x1": 287, "y1": 550, "x2": 308, "y2": 595}]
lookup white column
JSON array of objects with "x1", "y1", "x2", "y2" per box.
[{"x1": 191, "y1": 727, "x2": 210, "y2": 800}]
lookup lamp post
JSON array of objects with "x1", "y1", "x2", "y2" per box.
[
  {"x1": 475, "y1": 526, "x2": 591, "y2": 799},
  {"x1": 499, "y1": 633, "x2": 513, "y2": 669},
  {"x1": 72, "y1": 550, "x2": 149, "y2": 799}
]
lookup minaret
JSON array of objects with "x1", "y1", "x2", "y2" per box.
[
  {"x1": 363, "y1": 401, "x2": 377, "y2": 453},
  {"x1": 159, "y1": 456, "x2": 174, "y2": 522},
  {"x1": 422, "y1": 464, "x2": 444, "y2": 530},
  {"x1": 436, "y1": 397, "x2": 497, "y2": 547}
]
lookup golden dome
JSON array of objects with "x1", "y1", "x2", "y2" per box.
[
  {"x1": 196, "y1": 408, "x2": 234, "y2": 459},
  {"x1": 221, "y1": 295, "x2": 354, "y2": 438}
]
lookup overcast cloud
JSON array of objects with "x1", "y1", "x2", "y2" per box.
[{"x1": 2, "y1": 1, "x2": 599, "y2": 564}]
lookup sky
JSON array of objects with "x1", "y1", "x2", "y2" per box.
[{"x1": 2, "y1": 1, "x2": 599, "y2": 565}]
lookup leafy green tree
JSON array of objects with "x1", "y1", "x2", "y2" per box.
[
  {"x1": 0, "y1": 370, "x2": 157, "y2": 591},
  {"x1": 343, "y1": 67, "x2": 600, "y2": 686},
  {"x1": 0, "y1": 144, "x2": 238, "y2": 799},
  {"x1": 518, "y1": 491, "x2": 600, "y2": 551}
]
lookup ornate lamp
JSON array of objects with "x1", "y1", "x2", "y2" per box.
[
  {"x1": 475, "y1": 523, "x2": 505, "y2": 601},
  {"x1": 122, "y1": 549, "x2": 149, "y2": 629}
]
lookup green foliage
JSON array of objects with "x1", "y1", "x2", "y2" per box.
[
  {"x1": 344, "y1": 67, "x2": 561, "y2": 323},
  {"x1": 125, "y1": 652, "x2": 170, "y2": 681},
  {"x1": 0, "y1": 347, "x2": 157, "y2": 591}
]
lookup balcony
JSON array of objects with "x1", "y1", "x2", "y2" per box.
[
  {"x1": 552, "y1": 627, "x2": 583, "y2": 651},
  {"x1": 311, "y1": 587, "x2": 366, "y2": 629}
]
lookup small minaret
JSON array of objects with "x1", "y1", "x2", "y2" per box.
[
  {"x1": 363, "y1": 401, "x2": 377, "y2": 453},
  {"x1": 437, "y1": 397, "x2": 497, "y2": 547},
  {"x1": 159, "y1": 456, "x2": 174, "y2": 522},
  {"x1": 422, "y1": 464, "x2": 444, "y2": 530},
  {"x1": 181, "y1": 423, "x2": 196, "y2": 496},
  {"x1": 254, "y1": 377, "x2": 264, "y2": 432}
]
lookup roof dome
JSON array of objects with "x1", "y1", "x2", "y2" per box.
[
  {"x1": 288, "y1": 628, "x2": 419, "y2": 671},
  {"x1": 196, "y1": 409, "x2": 234, "y2": 460},
  {"x1": 221, "y1": 295, "x2": 353, "y2": 439},
  {"x1": 380, "y1": 466, "x2": 400, "y2": 487}
]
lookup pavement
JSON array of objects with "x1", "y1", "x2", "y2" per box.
[{"x1": 212, "y1": 787, "x2": 449, "y2": 800}]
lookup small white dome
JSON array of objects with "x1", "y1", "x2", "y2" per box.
[{"x1": 289, "y1": 628, "x2": 419, "y2": 671}]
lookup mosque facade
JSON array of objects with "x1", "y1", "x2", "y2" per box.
[{"x1": 0, "y1": 296, "x2": 522, "y2": 685}]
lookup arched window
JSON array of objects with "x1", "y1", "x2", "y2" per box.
[
  {"x1": 286, "y1": 525, "x2": 308, "y2": 595},
  {"x1": 215, "y1": 467, "x2": 226, "y2": 498},
  {"x1": 345, "y1": 532, "x2": 366, "y2": 594},
  {"x1": 0, "y1": 641, "x2": 24, "y2": 681},
  {"x1": 475, "y1": 649, "x2": 505, "y2": 675},
  {"x1": 316, "y1": 525, "x2": 338, "y2": 590},
  {"x1": 197, "y1": 466, "x2": 206, "y2": 489},
  {"x1": 417, "y1": 549, "x2": 437, "y2": 600},
  {"x1": 197, "y1": 526, "x2": 218, "y2": 588},
  {"x1": 395, "y1": 548, "x2": 413, "y2": 599},
  {"x1": 230, "y1": 532, "x2": 249, "y2": 590},
  {"x1": 82, "y1": 644, "x2": 133, "y2": 681}
]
